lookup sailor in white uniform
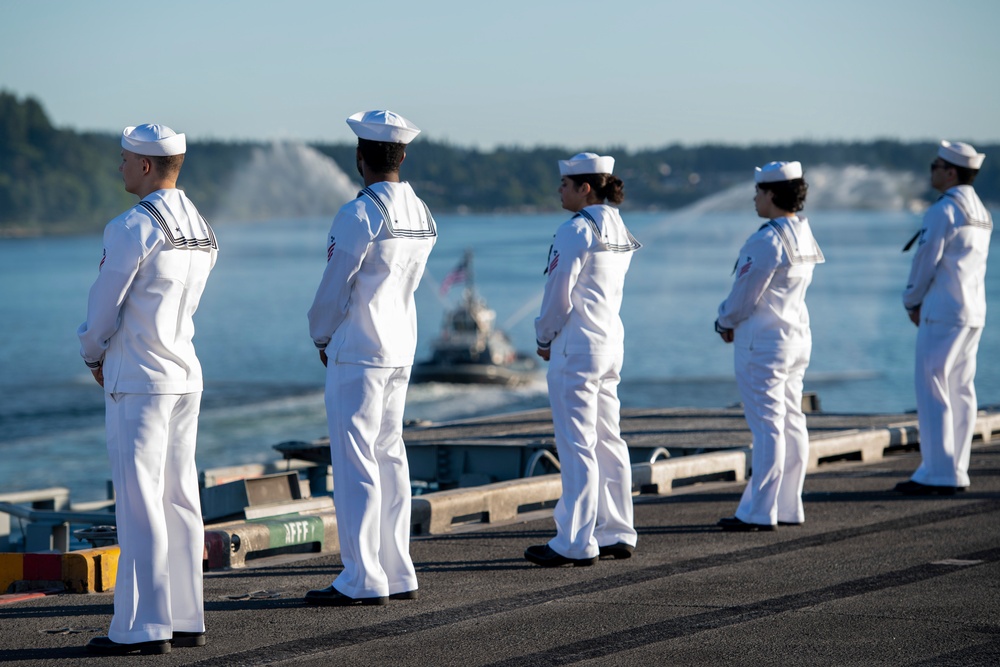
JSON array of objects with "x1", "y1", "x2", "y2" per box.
[
  {"x1": 526, "y1": 153, "x2": 641, "y2": 567},
  {"x1": 896, "y1": 141, "x2": 992, "y2": 495},
  {"x1": 715, "y1": 161, "x2": 824, "y2": 531},
  {"x1": 306, "y1": 110, "x2": 435, "y2": 605},
  {"x1": 79, "y1": 124, "x2": 218, "y2": 655}
]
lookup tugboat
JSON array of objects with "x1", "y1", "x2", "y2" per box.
[{"x1": 412, "y1": 250, "x2": 539, "y2": 386}]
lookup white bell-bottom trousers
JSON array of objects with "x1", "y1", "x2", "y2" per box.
[
  {"x1": 105, "y1": 392, "x2": 205, "y2": 644},
  {"x1": 325, "y1": 363, "x2": 417, "y2": 598},
  {"x1": 733, "y1": 344, "x2": 811, "y2": 526},
  {"x1": 912, "y1": 323, "x2": 982, "y2": 488},
  {"x1": 547, "y1": 352, "x2": 637, "y2": 560}
]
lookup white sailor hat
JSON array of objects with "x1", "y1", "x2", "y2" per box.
[
  {"x1": 938, "y1": 140, "x2": 985, "y2": 169},
  {"x1": 346, "y1": 110, "x2": 420, "y2": 144},
  {"x1": 755, "y1": 161, "x2": 802, "y2": 183},
  {"x1": 559, "y1": 152, "x2": 615, "y2": 176},
  {"x1": 121, "y1": 124, "x2": 186, "y2": 156}
]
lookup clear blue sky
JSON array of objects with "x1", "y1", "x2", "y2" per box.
[{"x1": 1, "y1": 0, "x2": 997, "y2": 149}]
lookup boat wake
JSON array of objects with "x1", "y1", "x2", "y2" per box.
[{"x1": 405, "y1": 378, "x2": 548, "y2": 423}]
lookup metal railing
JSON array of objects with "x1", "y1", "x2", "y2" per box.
[{"x1": 0, "y1": 488, "x2": 115, "y2": 553}]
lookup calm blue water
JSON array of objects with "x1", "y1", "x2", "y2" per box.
[{"x1": 2, "y1": 206, "x2": 999, "y2": 501}]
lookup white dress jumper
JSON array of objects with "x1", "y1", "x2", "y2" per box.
[{"x1": 717, "y1": 216, "x2": 823, "y2": 526}]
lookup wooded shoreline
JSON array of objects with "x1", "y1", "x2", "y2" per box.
[{"x1": 3, "y1": 92, "x2": 997, "y2": 236}]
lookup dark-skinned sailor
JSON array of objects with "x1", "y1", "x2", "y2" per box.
[{"x1": 306, "y1": 110, "x2": 436, "y2": 605}]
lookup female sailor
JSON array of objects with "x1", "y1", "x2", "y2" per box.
[
  {"x1": 527, "y1": 152, "x2": 641, "y2": 566},
  {"x1": 714, "y1": 161, "x2": 824, "y2": 531}
]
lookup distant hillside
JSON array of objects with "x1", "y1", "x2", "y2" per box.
[{"x1": 1, "y1": 91, "x2": 997, "y2": 235}]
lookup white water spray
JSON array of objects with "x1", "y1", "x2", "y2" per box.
[
  {"x1": 806, "y1": 165, "x2": 925, "y2": 212},
  {"x1": 641, "y1": 164, "x2": 926, "y2": 243},
  {"x1": 213, "y1": 142, "x2": 359, "y2": 222}
]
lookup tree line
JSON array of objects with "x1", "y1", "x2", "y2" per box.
[{"x1": 1, "y1": 91, "x2": 997, "y2": 235}]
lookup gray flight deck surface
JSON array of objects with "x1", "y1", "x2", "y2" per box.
[{"x1": 0, "y1": 409, "x2": 998, "y2": 666}]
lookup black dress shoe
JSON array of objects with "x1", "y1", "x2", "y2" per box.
[
  {"x1": 304, "y1": 585, "x2": 388, "y2": 606},
  {"x1": 86, "y1": 636, "x2": 171, "y2": 655},
  {"x1": 389, "y1": 590, "x2": 419, "y2": 600},
  {"x1": 598, "y1": 542, "x2": 635, "y2": 559},
  {"x1": 777, "y1": 521, "x2": 803, "y2": 527},
  {"x1": 172, "y1": 631, "x2": 206, "y2": 647},
  {"x1": 524, "y1": 544, "x2": 598, "y2": 567},
  {"x1": 717, "y1": 516, "x2": 776, "y2": 532},
  {"x1": 893, "y1": 480, "x2": 958, "y2": 496}
]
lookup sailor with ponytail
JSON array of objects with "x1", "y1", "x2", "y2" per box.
[{"x1": 527, "y1": 152, "x2": 640, "y2": 567}]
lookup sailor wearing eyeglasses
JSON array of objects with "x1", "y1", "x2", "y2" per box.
[{"x1": 897, "y1": 141, "x2": 992, "y2": 496}]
